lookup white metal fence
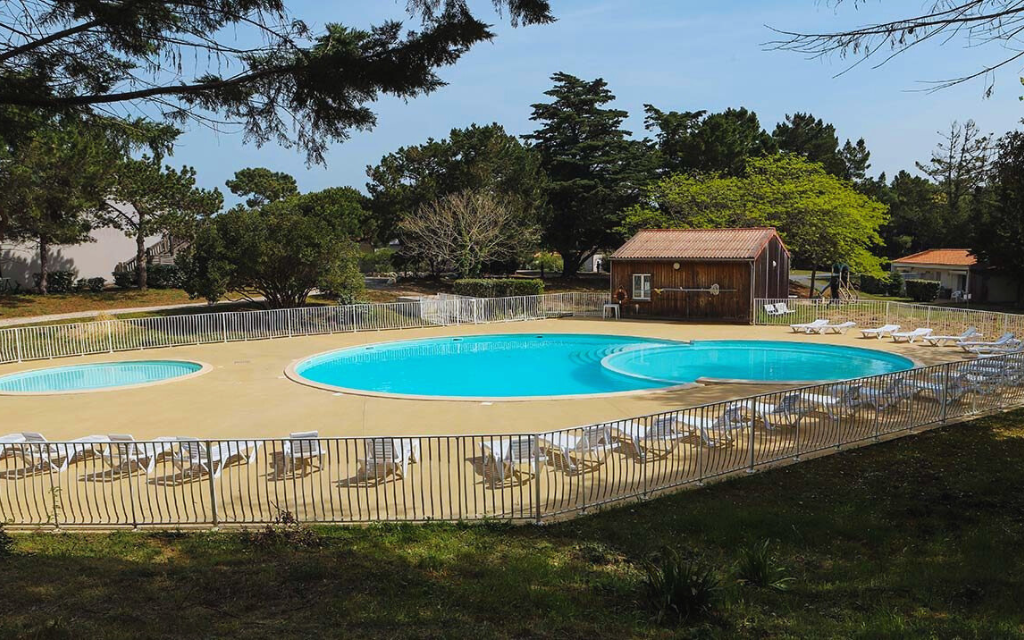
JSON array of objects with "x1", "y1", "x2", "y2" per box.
[
  {"x1": 0, "y1": 292, "x2": 610, "y2": 365},
  {"x1": 754, "y1": 298, "x2": 1024, "y2": 337},
  {"x1": 2, "y1": 350, "x2": 1022, "y2": 528}
]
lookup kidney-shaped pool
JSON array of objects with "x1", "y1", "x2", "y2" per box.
[{"x1": 288, "y1": 334, "x2": 914, "y2": 401}]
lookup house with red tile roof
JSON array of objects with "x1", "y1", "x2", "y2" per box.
[{"x1": 891, "y1": 249, "x2": 1017, "y2": 303}]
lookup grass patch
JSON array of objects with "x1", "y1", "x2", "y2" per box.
[{"x1": 5, "y1": 401, "x2": 1024, "y2": 638}]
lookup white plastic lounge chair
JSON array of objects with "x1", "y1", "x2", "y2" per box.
[
  {"x1": 746, "y1": 394, "x2": 812, "y2": 429},
  {"x1": 812, "y1": 321, "x2": 856, "y2": 335},
  {"x1": 856, "y1": 378, "x2": 916, "y2": 413},
  {"x1": 480, "y1": 436, "x2": 539, "y2": 482},
  {"x1": 11, "y1": 432, "x2": 64, "y2": 472},
  {"x1": 800, "y1": 385, "x2": 862, "y2": 420},
  {"x1": 959, "y1": 332, "x2": 1016, "y2": 352},
  {"x1": 922, "y1": 327, "x2": 982, "y2": 347},
  {"x1": 911, "y1": 373, "x2": 974, "y2": 405},
  {"x1": 891, "y1": 328, "x2": 933, "y2": 344},
  {"x1": 173, "y1": 439, "x2": 261, "y2": 478},
  {"x1": 101, "y1": 434, "x2": 177, "y2": 474},
  {"x1": 0, "y1": 433, "x2": 27, "y2": 460},
  {"x1": 357, "y1": 437, "x2": 420, "y2": 481},
  {"x1": 763, "y1": 303, "x2": 781, "y2": 316},
  {"x1": 860, "y1": 324, "x2": 900, "y2": 339},
  {"x1": 51, "y1": 435, "x2": 111, "y2": 469},
  {"x1": 790, "y1": 319, "x2": 828, "y2": 334},
  {"x1": 282, "y1": 431, "x2": 323, "y2": 477},
  {"x1": 677, "y1": 406, "x2": 746, "y2": 447},
  {"x1": 967, "y1": 339, "x2": 1023, "y2": 355},
  {"x1": 775, "y1": 302, "x2": 797, "y2": 315},
  {"x1": 540, "y1": 425, "x2": 613, "y2": 473},
  {"x1": 613, "y1": 415, "x2": 689, "y2": 458}
]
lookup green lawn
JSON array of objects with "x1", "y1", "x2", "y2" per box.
[{"x1": 3, "y1": 411, "x2": 1024, "y2": 638}]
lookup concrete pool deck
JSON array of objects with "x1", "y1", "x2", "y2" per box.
[{"x1": 0, "y1": 319, "x2": 973, "y2": 440}]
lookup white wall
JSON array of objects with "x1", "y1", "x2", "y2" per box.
[{"x1": 1, "y1": 227, "x2": 160, "y2": 289}]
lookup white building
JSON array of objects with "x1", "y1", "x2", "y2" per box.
[{"x1": 1, "y1": 226, "x2": 158, "y2": 290}]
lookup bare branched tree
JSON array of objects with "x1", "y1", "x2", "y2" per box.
[
  {"x1": 769, "y1": 1, "x2": 1024, "y2": 94},
  {"x1": 400, "y1": 190, "x2": 539, "y2": 277}
]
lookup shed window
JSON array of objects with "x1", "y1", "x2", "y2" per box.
[{"x1": 632, "y1": 274, "x2": 652, "y2": 300}]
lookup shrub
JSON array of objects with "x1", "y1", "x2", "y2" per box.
[
  {"x1": 858, "y1": 273, "x2": 889, "y2": 295},
  {"x1": 240, "y1": 511, "x2": 322, "y2": 550},
  {"x1": 453, "y1": 278, "x2": 544, "y2": 298},
  {"x1": 905, "y1": 279, "x2": 941, "y2": 303},
  {"x1": 641, "y1": 548, "x2": 721, "y2": 624},
  {"x1": 887, "y1": 269, "x2": 905, "y2": 297},
  {"x1": 735, "y1": 540, "x2": 793, "y2": 591},
  {"x1": 359, "y1": 248, "x2": 396, "y2": 275},
  {"x1": 113, "y1": 270, "x2": 135, "y2": 289},
  {"x1": 146, "y1": 264, "x2": 183, "y2": 289},
  {"x1": 529, "y1": 251, "x2": 563, "y2": 276},
  {"x1": 74, "y1": 277, "x2": 105, "y2": 293},
  {"x1": 33, "y1": 269, "x2": 77, "y2": 293}
]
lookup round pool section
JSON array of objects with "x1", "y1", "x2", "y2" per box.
[
  {"x1": 602, "y1": 340, "x2": 914, "y2": 385},
  {"x1": 288, "y1": 334, "x2": 915, "y2": 401},
  {"x1": 291, "y1": 334, "x2": 685, "y2": 400},
  {"x1": 0, "y1": 360, "x2": 211, "y2": 395}
]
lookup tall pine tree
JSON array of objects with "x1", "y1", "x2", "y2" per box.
[{"x1": 524, "y1": 73, "x2": 652, "y2": 276}]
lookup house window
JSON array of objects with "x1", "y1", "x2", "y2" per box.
[{"x1": 632, "y1": 273, "x2": 652, "y2": 300}]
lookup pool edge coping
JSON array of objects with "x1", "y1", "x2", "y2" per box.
[{"x1": 0, "y1": 359, "x2": 215, "y2": 396}]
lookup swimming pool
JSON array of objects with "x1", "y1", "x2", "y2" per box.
[
  {"x1": 0, "y1": 360, "x2": 210, "y2": 394},
  {"x1": 289, "y1": 334, "x2": 914, "y2": 400}
]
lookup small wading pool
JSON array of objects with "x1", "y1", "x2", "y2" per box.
[
  {"x1": 288, "y1": 334, "x2": 915, "y2": 401},
  {"x1": 0, "y1": 360, "x2": 210, "y2": 395}
]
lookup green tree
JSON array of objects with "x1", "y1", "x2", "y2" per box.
[
  {"x1": 97, "y1": 157, "x2": 223, "y2": 290},
  {"x1": 366, "y1": 123, "x2": 544, "y2": 248},
  {"x1": 973, "y1": 130, "x2": 1024, "y2": 302},
  {"x1": 525, "y1": 73, "x2": 654, "y2": 276},
  {"x1": 916, "y1": 120, "x2": 992, "y2": 246},
  {"x1": 179, "y1": 186, "x2": 371, "y2": 308},
  {"x1": 225, "y1": 169, "x2": 299, "y2": 208},
  {"x1": 772, "y1": 112, "x2": 871, "y2": 181},
  {"x1": 645, "y1": 105, "x2": 775, "y2": 176},
  {"x1": 0, "y1": 1, "x2": 553, "y2": 163},
  {"x1": 1, "y1": 118, "x2": 119, "y2": 293},
  {"x1": 621, "y1": 155, "x2": 888, "y2": 292},
  {"x1": 880, "y1": 171, "x2": 943, "y2": 258}
]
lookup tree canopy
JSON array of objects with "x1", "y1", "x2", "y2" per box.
[
  {"x1": 644, "y1": 105, "x2": 776, "y2": 176},
  {"x1": 0, "y1": 0, "x2": 554, "y2": 162},
  {"x1": 620, "y1": 154, "x2": 889, "y2": 275},
  {"x1": 367, "y1": 123, "x2": 544, "y2": 248},
  {"x1": 772, "y1": 112, "x2": 871, "y2": 181},
  {"x1": 179, "y1": 183, "x2": 371, "y2": 307},
  {"x1": 225, "y1": 168, "x2": 300, "y2": 208},
  {"x1": 97, "y1": 157, "x2": 223, "y2": 289},
  {"x1": 973, "y1": 131, "x2": 1024, "y2": 301},
  {"x1": 524, "y1": 72, "x2": 654, "y2": 276}
]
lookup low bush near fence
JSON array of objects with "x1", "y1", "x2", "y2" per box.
[
  {"x1": 906, "y1": 279, "x2": 941, "y2": 303},
  {"x1": 74, "y1": 277, "x2": 105, "y2": 293},
  {"x1": 33, "y1": 269, "x2": 77, "y2": 294},
  {"x1": 454, "y1": 278, "x2": 544, "y2": 297}
]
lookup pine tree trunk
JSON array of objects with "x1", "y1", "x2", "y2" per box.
[
  {"x1": 38, "y1": 237, "x2": 49, "y2": 295},
  {"x1": 136, "y1": 230, "x2": 148, "y2": 291},
  {"x1": 808, "y1": 269, "x2": 817, "y2": 299}
]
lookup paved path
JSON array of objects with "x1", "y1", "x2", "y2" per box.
[{"x1": 0, "y1": 297, "x2": 256, "y2": 328}]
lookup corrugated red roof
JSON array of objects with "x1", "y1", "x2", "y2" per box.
[
  {"x1": 610, "y1": 228, "x2": 784, "y2": 260},
  {"x1": 893, "y1": 249, "x2": 977, "y2": 267}
]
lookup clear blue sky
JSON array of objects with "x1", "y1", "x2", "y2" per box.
[{"x1": 172, "y1": 0, "x2": 1024, "y2": 202}]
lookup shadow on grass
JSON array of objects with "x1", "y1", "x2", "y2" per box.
[{"x1": 3, "y1": 412, "x2": 1024, "y2": 638}]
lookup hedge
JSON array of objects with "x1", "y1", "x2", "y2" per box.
[
  {"x1": 113, "y1": 264, "x2": 183, "y2": 289},
  {"x1": 33, "y1": 270, "x2": 77, "y2": 294},
  {"x1": 453, "y1": 278, "x2": 544, "y2": 298},
  {"x1": 859, "y1": 271, "x2": 904, "y2": 297},
  {"x1": 905, "y1": 279, "x2": 941, "y2": 303}
]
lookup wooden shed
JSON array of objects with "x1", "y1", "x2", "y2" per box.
[{"x1": 609, "y1": 228, "x2": 790, "y2": 322}]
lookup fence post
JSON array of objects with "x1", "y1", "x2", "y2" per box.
[
  {"x1": 746, "y1": 401, "x2": 756, "y2": 473},
  {"x1": 940, "y1": 363, "x2": 950, "y2": 425},
  {"x1": 14, "y1": 328, "x2": 22, "y2": 362},
  {"x1": 207, "y1": 441, "x2": 219, "y2": 528},
  {"x1": 106, "y1": 321, "x2": 114, "y2": 353},
  {"x1": 533, "y1": 438, "x2": 543, "y2": 524},
  {"x1": 221, "y1": 314, "x2": 228, "y2": 342},
  {"x1": 473, "y1": 299, "x2": 480, "y2": 325},
  {"x1": 287, "y1": 309, "x2": 293, "y2": 338}
]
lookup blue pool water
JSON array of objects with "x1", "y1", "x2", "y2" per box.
[
  {"x1": 293, "y1": 334, "x2": 914, "y2": 399},
  {"x1": 0, "y1": 360, "x2": 203, "y2": 394}
]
